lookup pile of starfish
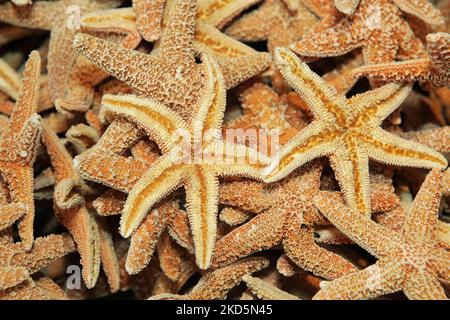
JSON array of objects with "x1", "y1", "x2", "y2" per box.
[{"x1": 0, "y1": 0, "x2": 448, "y2": 300}]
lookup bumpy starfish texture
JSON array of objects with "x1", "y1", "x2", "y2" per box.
[
  {"x1": 243, "y1": 275, "x2": 300, "y2": 300},
  {"x1": 290, "y1": 0, "x2": 429, "y2": 72},
  {"x1": 0, "y1": 233, "x2": 76, "y2": 300},
  {"x1": 264, "y1": 48, "x2": 447, "y2": 216},
  {"x1": 0, "y1": 51, "x2": 42, "y2": 249},
  {"x1": 0, "y1": 0, "x2": 122, "y2": 106},
  {"x1": 73, "y1": 0, "x2": 270, "y2": 121},
  {"x1": 314, "y1": 169, "x2": 450, "y2": 300},
  {"x1": 133, "y1": 0, "x2": 165, "y2": 41},
  {"x1": 80, "y1": 56, "x2": 268, "y2": 269},
  {"x1": 352, "y1": 32, "x2": 450, "y2": 87}
]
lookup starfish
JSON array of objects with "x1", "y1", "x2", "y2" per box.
[
  {"x1": 0, "y1": 51, "x2": 42, "y2": 249},
  {"x1": 78, "y1": 56, "x2": 269, "y2": 269},
  {"x1": 213, "y1": 160, "x2": 401, "y2": 279},
  {"x1": 352, "y1": 32, "x2": 450, "y2": 87},
  {"x1": 149, "y1": 256, "x2": 269, "y2": 300},
  {"x1": 133, "y1": 0, "x2": 165, "y2": 41},
  {"x1": 0, "y1": 233, "x2": 76, "y2": 300},
  {"x1": 397, "y1": 126, "x2": 450, "y2": 154},
  {"x1": 42, "y1": 124, "x2": 120, "y2": 292},
  {"x1": 72, "y1": 0, "x2": 270, "y2": 121},
  {"x1": 0, "y1": 0, "x2": 123, "y2": 106},
  {"x1": 313, "y1": 169, "x2": 450, "y2": 300},
  {"x1": 242, "y1": 275, "x2": 300, "y2": 300},
  {"x1": 263, "y1": 48, "x2": 447, "y2": 216},
  {"x1": 334, "y1": 0, "x2": 443, "y2": 22},
  {"x1": 290, "y1": 0, "x2": 431, "y2": 74}
]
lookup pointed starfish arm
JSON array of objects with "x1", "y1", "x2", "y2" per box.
[
  {"x1": 335, "y1": 0, "x2": 359, "y2": 14},
  {"x1": 126, "y1": 203, "x2": 174, "y2": 274},
  {"x1": 72, "y1": 34, "x2": 160, "y2": 95},
  {"x1": 14, "y1": 114, "x2": 41, "y2": 164},
  {"x1": 120, "y1": 156, "x2": 185, "y2": 238},
  {"x1": 219, "y1": 181, "x2": 271, "y2": 213},
  {"x1": 403, "y1": 269, "x2": 448, "y2": 300},
  {"x1": 198, "y1": 0, "x2": 262, "y2": 28},
  {"x1": 0, "y1": 57, "x2": 20, "y2": 100},
  {"x1": 314, "y1": 192, "x2": 403, "y2": 258},
  {"x1": 0, "y1": 203, "x2": 25, "y2": 231},
  {"x1": 398, "y1": 127, "x2": 450, "y2": 153},
  {"x1": 360, "y1": 128, "x2": 447, "y2": 169},
  {"x1": 81, "y1": 8, "x2": 138, "y2": 34},
  {"x1": 243, "y1": 275, "x2": 300, "y2": 300},
  {"x1": 101, "y1": 94, "x2": 188, "y2": 153},
  {"x1": 283, "y1": 223, "x2": 358, "y2": 280},
  {"x1": 10, "y1": 51, "x2": 40, "y2": 137},
  {"x1": 96, "y1": 217, "x2": 120, "y2": 293},
  {"x1": 392, "y1": 0, "x2": 444, "y2": 25},
  {"x1": 184, "y1": 167, "x2": 219, "y2": 269},
  {"x1": 167, "y1": 208, "x2": 194, "y2": 252},
  {"x1": 263, "y1": 121, "x2": 340, "y2": 183},
  {"x1": 0, "y1": 266, "x2": 31, "y2": 290},
  {"x1": 313, "y1": 260, "x2": 404, "y2": 300},
  {"x1": 133, "y1": 0, "x2": 165, "y2": 41},
  {"x1": 0, "y1": 2, "x2": 56, "y2": 30},
  {"x1": 93, "y1": 190, "x2": 126, "y2": 216},
  {"x1": 274, "y1": 48, "x2": 347, "y2": 123},
  {"x1": 402, "y1": 169, "x2": 443, "y2": 242}
]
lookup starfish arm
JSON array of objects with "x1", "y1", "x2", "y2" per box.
[
  {"x1": 397, "y1": 127, "x2": 450, "y2": 153},
  {"x1": 198, "y1": 0, "x2": 262, "y2": 28},
  {"x1": 313, "y1": 259, "x2": 404, "y2": 300},
  {"x1": 402, "y1": 169, "x2": 443, "y2": 242},
  {"x1": 217, "y1": 52, "x2": 271, "y2": 90},
  {"x1": 283, "y1": 223, "x2": 358, "y2": 280},
  {"x1": 0, "y1": 2, "x2": 57, "y2": 30},
  {"x1": 133, "y1": 0, "x2": 165, "y2": 41},
  {"x1": 0, "y1": 57, "x2": 20, "y2": 100},
  {"x1": 11, "y1": 233, "x2": 76, "y2": 274},
  {"x1": 72, "y1": 34, "x2": 161, "y2": 95},
  {"x1": 243, "y1": 275, "x2": 300, "y2": 300},
  {"x1": 314, "y1": 192, "x2": 403, "y2": 258},
  {"x1": 184, "y1": 166, "x2": 219, "y2": 269},
  {"x1": 167, "y1": 208, "x2": 194, "y2": 252},
  {"x1": 361, "y1": 127, "x2": 447, "y2": 169},
  {"x1": 96, "y1": 217, "x2": 120, "y2": 293},
  {"x1": 427, "y1": 33, "x2": 450, "y2": 73},
  {"x1": 94, "y1": 118, "x2": 144, "y2": 155},
  {"x1": 335, "y1": 0, "x2": 359, "y2": 14},
  {"x1": 263, "y1": 121, "x2": 339, "y2": 183},
  {"x1": 363, "y1": 31, "x2": 398, "y2": 66},
  {"x1": 93, "y1": 190, "x2": 126, "y2": 216},
  {"x1": 13, "y1": 113, "x2": 41, "y2": 165},
  {"x1": 0, "y1": 266, "x2": 30, "y2": 290},
  {"x1": 0, "y1": 203, "x2": 25, "y2": 231},
  {"x1": 209, "y1": 141, "x2": 269, "y2": 180},
  {"x1": 187, "y1": 256, "x2": 269, "y2": 300},
  {"x1": 125, "y1": 203, "x2": 176, "y2": 274},
  {"x1": 100, "y1": 94, "x2": 188, "y2": 153},
  {"x1": 224, "y1": 2, "x2": 272, "y2": 41},
  {"x1": 403, "y1": 269, "x2": 448, "y2": 300},
  {"x1": 210, "y1": 209, "x2": 286, "y2": 268},
  {"x1": 351, "y1": 59, "x2": 434, "y2": 83},
  {"x1": 290, "y1": 19, "x2": 364, "y2": 58},
  {"x1": 219, "y1": 207, "x2": 253, "y2": 226},
  {"x1": 120, "y1": 156, "x2": 185, "y2": 238},
  {"x1": 219, "y1": 180, "x2": 271, "y2": 214},
  {"x1": 159, "y1": 0, "x2": 196, "y2": 58},
  {"x1": 274, "y1": 48, "x2": 347, "y2": 123},
  {"x1": 392, "y1": 0, "x2": 444, "y2": 25},
  {"x1": 10, "y1": 51, "x2": 40, "y2": 137}
]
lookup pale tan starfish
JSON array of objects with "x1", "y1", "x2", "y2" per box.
[
  {"x1": 242, "y1": 275, "x2": 300, "y2": 300},
  {"x1": 352, "y1": 32, "x2": 450, "y2": 87},
  {"x1": 263, "y1": 48, "x2": 447, "y2": 216},
  {"x1": 313, "y1": 169, "x2": 450, "y2": 300}
]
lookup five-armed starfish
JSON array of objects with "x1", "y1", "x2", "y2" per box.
[
  {"x1": 352, "y1": 32, "x2": 450, "y2": 87},
  {"x1": 83, "y1": 56, "x2": 268, "y2": 269},
  {"x1": 0, "y1": 0, "x2": 122, "y2": 105},
  {"x1": 0, "y1": 51, "x2": 42, "y2": 249},
  {"x1": 314, "y1": 169, "x2": 450, "y2": 300},
  {"x1": 263, "y1": 48, "x2": 447, "y2": 216}
]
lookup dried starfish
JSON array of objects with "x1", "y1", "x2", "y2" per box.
[
  {"x1": 73, "y1": 0, "x2": 270, "y2": 121},
  {"x1": 242, "y1": 275, "x2": 300, "y2": 300},
  {"x1": 133, "y1": 0, "x2": 165, "y2": 41},
  {"x1": 0, "y1": 0, "x2": 122, "y2": 106},
  {"x1": 397, "y1": 126, "x2": 450, "y2": 153},
  {"x1": 0, "y1": 51, "x2": 42, "y2": 249},
  {"x1": 352, "y1": 32, "x2": 450, "y2": 87},
  {"x1": 86, "y1": 56, "x2": 268, "y2": 270},
  {"x1": 263, "y1": 48, "x2": 447, "y2": 216},
  {"x1": 213, "y1": 161, "x2": 400, "y2": 279},
  {"x1": 149, "y1": 256, "x2": 269, "y2": 299},
  {"x1": 290, "y1": 0, "x2": 430, "y2": 75},
  {"x1": 0, "y1": 233, "x2": 76, "y2": 300},
  {"x1": 314, "y1": 169, "x2": 450, "y2": 300}
]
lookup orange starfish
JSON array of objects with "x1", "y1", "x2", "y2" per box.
[
  {"x1": 352, "y1": 32, "x2": 450, "y2": 87},
  {"x1": 314, "y1": 169, "x2": 450, "y2": 300},
  {"x1": 263, "y1": 48, "x2": 447, "y2": 216}
]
